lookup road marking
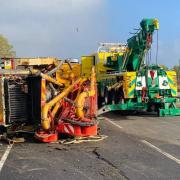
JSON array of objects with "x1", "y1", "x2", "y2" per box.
[
  {"x1": 105, "y1": 118, "x2": 123, "y2": 129},
  {"x1": 105, "y1": 118, "x2": 180, "y2": 165},
  {"x1": 0, "y1": 144, "x2": 13, "y2": 172},
  {"x1": 141, "y1": 140, "x2": 180, "y2": 165}
]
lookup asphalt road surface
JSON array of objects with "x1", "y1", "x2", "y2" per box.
[{"x1": 0, "y1": 112, "x2": 180, "y2": 180}]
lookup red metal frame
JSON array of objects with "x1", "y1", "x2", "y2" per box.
[{"x1": 35, "y1": 80, "x2": 98, "y2": 142}]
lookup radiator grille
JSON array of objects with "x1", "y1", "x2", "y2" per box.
[{"x1": 4, "y1": 80, "x2": 28, "y2": 124}]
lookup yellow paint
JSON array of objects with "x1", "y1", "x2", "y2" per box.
[
  {"x1": 4, "y1": 60, "x2": 12, "y2": 69},
  {"x1": 41, "y1": 73, "x2": 64, "y2": 87},
  {"x1": 81, "y1": 56, "x2": 95, "y2": 77},
  {"x1": 41, "y1": 78, "x2": 82, "y2": 130},
  {"x1": 153, "y1": 19, "x2": 159, "y2": 30},
  {"x1": 76, "y1": 67, "x2": 96, "y2": 119},
  {"x1": 81, "y1": 44, "x2": 127, "y2": 82},
  {"x1": 167, "y1": 71, "x2": 178, "y2": 96},
  {"x1": 123, "y1": 72, "x2": 136, "y2": 99},
  {"x1": 97, "y1": 52, "x2": 123, "y2": 74},
  {"x1": 56, "y1": 63, "x2": 80, "y2": 85},
  {"x1": 15, "y1": 57, "x2": 57, "y2": 67},
  {"x1": 51, "y1": 102, "x2": 61, "y2": 118}
]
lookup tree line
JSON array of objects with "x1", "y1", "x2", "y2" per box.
[{"x1": 0, "y1": 35, "x2": 15, "y2": 58}]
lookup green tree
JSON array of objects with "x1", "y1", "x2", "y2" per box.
[{"x1": 0, "y1": 35, "x2": 16, "y2": 58}]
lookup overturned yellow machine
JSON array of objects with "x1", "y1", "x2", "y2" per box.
[{"x1": 0, "y1": 57, "x2": 98, "y2": 142}]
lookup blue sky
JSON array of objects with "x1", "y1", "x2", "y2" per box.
[{"x1": 0, "y1": 0, "x2": 180, "y2": 67}]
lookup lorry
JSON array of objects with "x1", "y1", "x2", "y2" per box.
[{"x1": 82, "y1": 18, "x2": 180, "y2": 117}]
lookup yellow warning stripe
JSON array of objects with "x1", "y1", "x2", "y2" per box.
[
  {"x1": 127, "y1": 78, "x2": 136, "y2": 98},
  {"x1": 167, "y1": 75, "x2": 177, "y2": 96}
]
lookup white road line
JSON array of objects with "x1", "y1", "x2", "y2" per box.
[
  {"x1": 105, "y1": 118, "x2": 123, "y2": 129},
  {"x1": 141, "y1": 140, "x2": 180, "y2": 165},
  {"x1": 0, "y1": 144, "x2": 13, "y2": 172},
  {"x1": 105, "y1": 118, "x2": 180, "y2": 165}
]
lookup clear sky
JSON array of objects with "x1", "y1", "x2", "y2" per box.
[{"x1": 0, "y1": 0, "x2": 180, "y2": 67}]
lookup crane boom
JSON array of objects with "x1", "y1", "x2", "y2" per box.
[{"x1": 123, "y1": 18, "x2": 159, "y2": 71}]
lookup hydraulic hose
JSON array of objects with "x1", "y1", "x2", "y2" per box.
[
  {"x1": 47, "y1": 60, "x2": 64, "y2": 76},
  {"x1": 76, "y1": 67, "x2": 96, "y2": 119},
  {"x1": 47, "y1": 59, "x2": 72, "y2": 76},
  {"x1": 41, "y1": 78, "x2": 82, "y2": 130},
  {"x1": 40, "y1": 73, "x2": 64, "y2": 87}
]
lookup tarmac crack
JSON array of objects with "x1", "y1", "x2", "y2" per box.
[{"x1": 92, "y1": 147, "x2": 130, "y2": 180}]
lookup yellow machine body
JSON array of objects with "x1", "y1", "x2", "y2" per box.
[{"x1": 81, "y1": 56, "x2": 95, "y2": 77}]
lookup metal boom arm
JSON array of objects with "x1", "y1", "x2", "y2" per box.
[{"x1": 123, "y1": 18, "x2": 159, "y2": 72}]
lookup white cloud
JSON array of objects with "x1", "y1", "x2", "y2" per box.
[
  {"x1": 0, "y1": 0, "x2": 107, "y2": 58},
  {"x1": 1, "y1": 0, "x2": 103, "y2": 15}
]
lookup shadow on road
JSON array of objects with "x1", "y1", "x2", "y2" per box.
[{"x1": 101, "y1": 110, "x2": 157, "y2": 121}]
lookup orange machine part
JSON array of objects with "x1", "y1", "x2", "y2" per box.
[
  {"x1": 34, "y1": 131, "x2": 58, "y2": 143},
  {"x1": 57, "y1": 122, "x2": 97, "y2": 137}
]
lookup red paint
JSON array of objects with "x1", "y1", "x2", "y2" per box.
[
  {"x1": 35, "y1": 131, "x2": 58, "y2": 143},
  {"x1": 150, "y1": 70, "x2": 155, "y2": 80}
]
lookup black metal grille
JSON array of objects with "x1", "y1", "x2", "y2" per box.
[{"x1": 4, "y1": 80, "x2": 28, "y2": 124}]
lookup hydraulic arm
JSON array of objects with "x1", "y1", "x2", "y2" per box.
[{"x1": 123, "y1": 19, "x2": 159, "y2": 71}]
